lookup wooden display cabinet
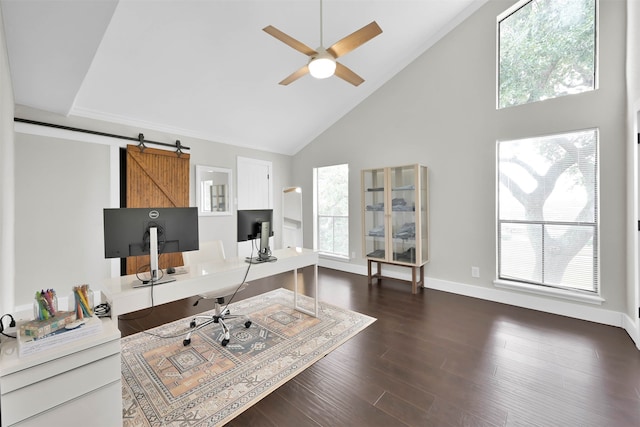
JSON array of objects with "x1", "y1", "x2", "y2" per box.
[{"x1": 361, "y1": 164, "x2": 429, "y2": 293}]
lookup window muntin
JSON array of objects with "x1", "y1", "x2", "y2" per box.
[
  {"x1": 497, "y1": 129, "x2": 598, "y2": 292},
  {"x1": 314, "y1": 164, "x2": 349, "y2": 258},
  {"x1": 498, "y1": 0, "x2": 597, "y2": 109}
]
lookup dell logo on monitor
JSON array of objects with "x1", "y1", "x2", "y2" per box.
[{"x1": 149, "y1": 210, "x2": 160, "y2": 219}]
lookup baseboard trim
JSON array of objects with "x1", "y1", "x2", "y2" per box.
[
  {"x1": 426, "y1": 277, "x2": 624, "y2": 327},
  {"x1": 319, "y1": 257, "x2": 367, "y2": 276},
  {"x1": 622, "y1": 313, "x2": 640, "y2": 349},
  {"x1": 321, "y1": 260, "x2": 640, "y2": 350}
]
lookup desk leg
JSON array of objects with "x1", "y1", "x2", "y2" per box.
[
  {"x1": 293, "y1": 267, "x2": 299, "y2": 311},
  {"x1": 314, "y1": 263, "x2": 319, "y2": 316},
  {"x1": 293, "y1": 265, "x2": 319, "y2": 318}
]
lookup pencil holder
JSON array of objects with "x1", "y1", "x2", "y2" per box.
[{"x1": 33, "y1": 289, "x2": 58, "y2": 321}]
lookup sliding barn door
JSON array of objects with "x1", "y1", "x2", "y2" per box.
[{"x1": 126, "y1": 145, "x2": 190, "y2": 275}]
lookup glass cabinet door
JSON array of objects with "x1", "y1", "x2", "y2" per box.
[
  {"x1": 362, "y1": 168, "x2": 386, "y2": 261},
  {"x1": 419, "y1": 167, "x2": 429, "y2": 264},
  {"x1": 389, "y1": 165, "x2": 417, "y2": 264}
]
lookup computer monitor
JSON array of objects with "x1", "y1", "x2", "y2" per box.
[
  {"x1": 104, "y1": 207, "x2": 199, "y2": 283},
  {"x1": 237, "y1": 209, "x2": 276, "y2": 263}
]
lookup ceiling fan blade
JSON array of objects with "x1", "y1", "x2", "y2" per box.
[
  {"x1": 263, "y1": 25, "x2": 317, "y2": 57},
  {"x1": 327, "y1": 21, "x2": 382, "y2": 59},
  {"x1": 279, "y1": 65, "x2": 310, "y2": 85},
  {"x1": 334, "y1": 62, "x2": 364, "y2": 86}
]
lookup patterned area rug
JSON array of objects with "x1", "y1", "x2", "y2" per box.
[{"x1": 121, "y1": 288, "x2": 376, "y2": 426}]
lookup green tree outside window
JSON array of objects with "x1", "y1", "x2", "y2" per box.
[{"x1": 498, "y1": 0, "x2": 596, "y2": 108}]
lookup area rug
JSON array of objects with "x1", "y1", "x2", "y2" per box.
[{"x1": 121, "y1": 288, "x2": 376, "y2": 426}]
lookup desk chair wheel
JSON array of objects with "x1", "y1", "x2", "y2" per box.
[
  {"x1": 190, "y1": 320, "x2": 196, "y2": 328},
  {"x1": 183, "y1": 338, "x2": 191, "y2": 346},
  {"x1": 221, "y1": 338, "x2": 229, "y2": 346},
  {"x1": 245, "y1": 320, "x2": 252, "y2": 328}
]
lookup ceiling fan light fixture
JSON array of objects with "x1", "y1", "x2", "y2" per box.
[{"x1": 308, "y1": 50, "x2": 336, "y2": 79}]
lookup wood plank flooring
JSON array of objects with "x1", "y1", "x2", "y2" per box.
[{"x1": 119, "y1": 267, "x2": 640, "y2": 426}]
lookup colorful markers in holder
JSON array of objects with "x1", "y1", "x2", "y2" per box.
[
  {"x1": 71, "y1": 284, "x2": 94, "y2": 319},
  {"x1": 34, "y1": 289, "x2": 58, "y2": 320}
]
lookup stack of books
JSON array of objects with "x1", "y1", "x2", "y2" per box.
[{"x1": 18, "y1": 313, "x2": 103, "y2": 357}]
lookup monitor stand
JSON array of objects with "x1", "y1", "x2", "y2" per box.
[
  {"x1": 149, "y1": 226, "x2": 160, "y2": 282},
  {"x1": 245, "y1": 252, "x2": 278, "y2": 264},
  {"x1": 245, "y1": 221, "x2": 277, "y2": 263},
  {"x1": 132, "y1": 226, "x2": 177, "y2": 287},
  {"x1": 132, "y1": 277, "x2": 176, "y2": 288}
]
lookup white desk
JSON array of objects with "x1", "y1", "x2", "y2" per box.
[{"x1": 99, "y1": 247, "x2": 319, "y2": 318}]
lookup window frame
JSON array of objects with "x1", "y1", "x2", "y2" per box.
[
  {"x1": 312, "y1": 163, "x2": 350, "y2": 260},
  {"x1": 496, "y1": 0, "x2": 599, "y2": 109},
  {"x1": 495, "y1": 128, "x2": 601, "y2": 302}
]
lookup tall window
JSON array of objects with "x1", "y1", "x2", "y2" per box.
[
  {"x1": 498, "y1": 0, "x2": 596, "y2": 109},
  {"x1": 497, "y1": 129, "x2": 598, "y2": 293},
  {"x1": 313, "y1": 164, "x2": 349, "y2": 258}
]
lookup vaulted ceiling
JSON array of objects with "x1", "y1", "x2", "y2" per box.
[{"x1": 1, "y1": 0, "x2": 486, "y2": 155}]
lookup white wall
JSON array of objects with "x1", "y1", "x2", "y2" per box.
[
  {"x1": 14, "y1": 132, "x2": 112, "y2": 307},
  {"x1": 0, "y1": 4, "x2": 15, "y2": 315},
  {"x1": 293, "y1": 0, "x2": 630, "y2": 324}
]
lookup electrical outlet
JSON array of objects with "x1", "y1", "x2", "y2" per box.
[{"x1": 471, "y1": 266, "x2": 480, "y2": 278}]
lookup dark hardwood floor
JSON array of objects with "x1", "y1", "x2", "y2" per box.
[{"x1": 119, "y1": 267, "x2": 640, "y2": 426}]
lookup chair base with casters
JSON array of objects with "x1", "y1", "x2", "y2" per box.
[{"x1": 183, "y1": 296, "x2": 252, "y2": 347}]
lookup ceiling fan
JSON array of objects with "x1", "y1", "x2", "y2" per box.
[{"x1": 263, "y1": 0, "x2": 382, "y2": 86}]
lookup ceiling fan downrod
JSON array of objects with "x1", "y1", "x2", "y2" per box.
[{"x1": 319, "y1": 0, "x2": 324, "y2": 47}]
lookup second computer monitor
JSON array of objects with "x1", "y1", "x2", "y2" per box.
[{"x1": 237, "y1": 209, "x2": 275, "y2": 262}]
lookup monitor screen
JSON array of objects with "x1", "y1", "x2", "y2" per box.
[
  {"x1": 103, "y1": 207, "x2": 199, "y2": 259},
  {"x1": 237, "y1": 209, "x2": 276, "y2": 263},
  {"x1": 237, "y1": 209, "x2": 274, "y2": 242}
]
